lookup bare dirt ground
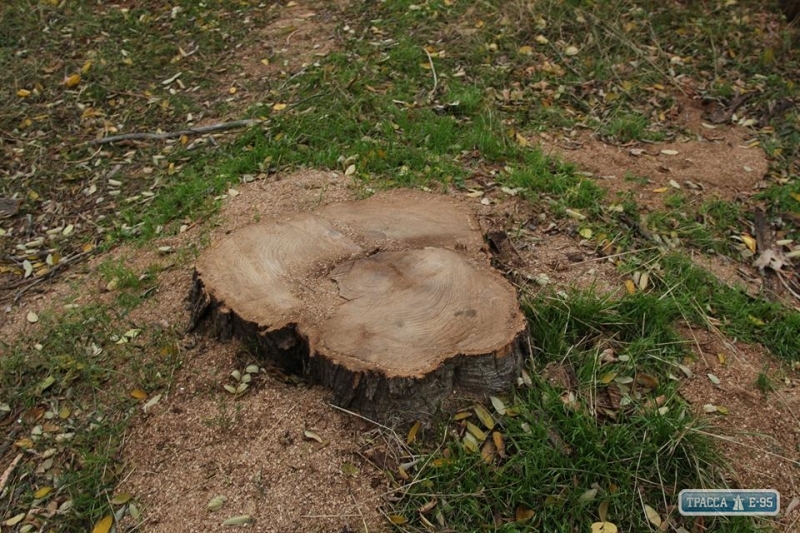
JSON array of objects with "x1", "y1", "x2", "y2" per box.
[
  {"x1": 679, "y1": 325, "x2": 800, "y2": 531},
  {"x1": 539, "y1": 97, "x2": 770, "y2": 211}
]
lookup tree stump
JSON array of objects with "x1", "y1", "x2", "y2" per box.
[{"x1": 189, "y1": 190, "x2": 528, "y2": 422}]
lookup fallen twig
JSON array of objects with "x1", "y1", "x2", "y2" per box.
[
  {"x1": 0, "y1": 249, "x2": 95, "y2": 303},
  {"x1": 90, "y1": 93, "x2": 330, "y2": 146},
  {"x1": 90, "y1": 118, "x2": 263, "y2": 145},
  {"x1": 0, "y1": 453, "x2": 23, "y2": 494},
  {"x1": 422, "y1": 47, "x2": 439, "y2": 102}
]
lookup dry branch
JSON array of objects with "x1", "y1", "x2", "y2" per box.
[{"x1": 90, "y1": 119, "x2": 263, "y2": 145}]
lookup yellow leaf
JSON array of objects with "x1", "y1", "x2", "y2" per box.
[
  {"x1": 644, "y1": 504, "x2": 662, "y2": 527},
  {"x1": 624, "y1": 279, "x2": 636, "y2": 294},
  {"x1": 130, "y1": 388, "x2": 147, "y2": 400},
  {"x1": 480, "y1": 438, "x2": 496, "y2": 463},
  {"x1": 15, "y1": 437, "x2": 34, "y2": 449},
  {"x1": 180, "y1": 134, "x2": 189, "y2": 145},
  {"x1": 272, "y1": 103, "x2": 287, "y2": 111},
  {"x1": 82, "y1": 61, "x2": 93, "y2": 74},
  {"x1": 453, "y1": 410, "x2": 471, "y2": 421},
  {"x1": 591, "y1": 522, "x2": 618, "y2": 533},
  {"x1": 535, "y1": 35, "x2": 548, "y2": 44},
  {"x1": 791, "y1": 192, "x2": 800, "y2": 203},
  {"x1": 17, "y1": 89, "x2": 31, "y2": 97},
  {"x1": 82, "y1": 243, "x2": 95, "y2": 253},
  {"x1": 92, "y1": 515, "x2": 113, "y2": 533},
  {"x1": 741, "y1": 234, "x2": 757, "y2": 253},
  {"x1": 515, "y1": 505, "x2": 535, "y2": 522},
  {"x1": 3, "y1": 513, "x2": 26, "y2": 527},
  {"x1": 34, "y1": 486, "x2": 53, "y2": 499},
  {"x1": 600, "y1": 371, "x2": 617, "y2": 384},
  {"x1": 492, "y1": 431, "x2": 506, "y2": 457},
  {"x1": 515, "y1": 132, "x2": 528, "y2": 147},
  {"x1": 579, "y1": 228, "x2": 593, "y2": 239},
  {"x1": 63, "y1": 73, "x2": 81, "y2": 88},
  {"x1": 110, "y1": 492, "x2": 132, "y2": 505},
  {"x1": 474, "y1": 405, "x2": 495, "y2": 430},
  {"x1": 466, "y1": 421, "x2": 487, "y2": 442},
  {"x1": 388, "y1": 514, "x2": 408, "y2": 525},
  {"x1": 228, "y1": 86, "x2": 237, "y2": 94},
  {"x1": 519, "y1": 45, "x2": 533, "y2": 55},
  {"x1": 653, "y1": 187, "x2": 668, "y2": 193},
  {"x1": 122, "y1": 57, "x2": 133, "y2": 66},
  {"x1": 406, "y1": 420, "x2": 421, "y2": 445}
]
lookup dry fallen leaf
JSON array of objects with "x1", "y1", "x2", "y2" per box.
[
  {"x1": 91, "y1": 515, "x2": 113, "y2": 533},
  {"x1": 388, "y1": 514, "x2": 408, "y2": 525},
  {"x1": 110, "y1": 493, "x2": 132, "y2": 505},
  {"x1": 222, "y1": 515, "x2": 253, "y2": 526},
  {"x1": 741, "y1": 234, "x2": 757, "y2": 253},
  {"x1": 26, "y1": 311, "x2": 39, "y2": 323},
  {"x1": 406, "y1": 420, "x2": 421, "y2": 445},
  {"x1": 303, "y1": 429, "x2": 325, "y2": 444},
  {"x1": 644, "y1": 504, "x2": 662, "y2": 527},
  {"x1": 474, "y1": 404, "x2": 495, "y2": 430},
  {"x1": 490, "y1": 396, "x2": 506, "y2": 415},
  {"x1": 208, "y1": 495, "x2": 227, "y2": 512},
  {"x1": 466, "y1": 421, "x2": 487, "y2": 442},
  {"x1": 515, "y1": 505, "x2": 535, "y2": 523},
  {"x1": 492, "y1": 431, "x2": 506, "y2": 457},
  {"x1": 3, "y1": 514, "x2": 26, "y2": 527},
  {"x1": 34, "y1": 486, "x2": 53, "y2": 499},
  {"x1": 591, "y1": 522, "x2": 618, "y2": 533},
  {"x1": 130, "y1": 388, "x2": 147, "y2": 400},
  {"x1": 64, "y1": 73, "x2": 81, "y2": 88}
]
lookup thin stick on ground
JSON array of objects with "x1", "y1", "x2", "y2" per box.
[
  {"x1": 0, "y1": 453, "x2": 23, "y2": 493},
  {"x1": 422, "y1": 47, "x2": 438, "y2": 102},
  {"x1": 90, "y1": 119, "x2": 264, "y2": 145},
  {"x1": 0, "y1": 249, "x2": 95, "y2": 303},
  {"x1": 90, "y1": 92, "x2": 329, "y2": 145}
]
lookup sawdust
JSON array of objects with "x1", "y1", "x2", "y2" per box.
[
  {"x1": 678, "y1": 325, "x2": 800, "y2": 530},
  {"x1": 539, "y1": 98, "x2": 770, "y2": 212}
]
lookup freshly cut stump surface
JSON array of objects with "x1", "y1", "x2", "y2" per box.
[{"x1": 190, "y1": 190, "x2": 527, "y2": 422}]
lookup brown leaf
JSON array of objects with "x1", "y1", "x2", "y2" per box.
[{"x1": 492, "y1": 431, "x2": 506, "y2": 458}]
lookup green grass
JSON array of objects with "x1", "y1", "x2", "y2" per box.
[{"x1": 393, "y1": 292, "x2": 766, "y2": 532}]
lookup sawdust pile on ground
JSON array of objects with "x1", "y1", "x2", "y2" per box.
[
  {"x1": 679, "y1": 326, "x2": 800, "y2": 529},
  {"x1": 540, "y1": 99, "x2": 770, "y2": 211}
]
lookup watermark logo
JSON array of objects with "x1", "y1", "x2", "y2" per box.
[{"x1": 679, "y1": 489, "x2": 780, "y2": 516}]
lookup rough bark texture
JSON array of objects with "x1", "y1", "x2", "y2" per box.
[{"x1": 190, "y1": 190, "x2": 528, "y2": 423}]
